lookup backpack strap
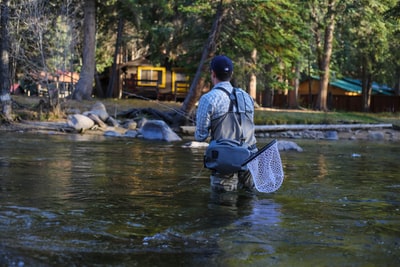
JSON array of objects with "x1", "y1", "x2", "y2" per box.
[
  {"x1": 214, "y1": 87, "x2": 245, "y2": 143},
  {"x1": 214, "y1": 87, "x2": 238, "y2": 112}
]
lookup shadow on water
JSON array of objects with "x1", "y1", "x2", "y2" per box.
[{"x1": 0, "y1": 132, "x2": 399, "y2": 266}]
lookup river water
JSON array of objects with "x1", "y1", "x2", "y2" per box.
[{"x1": 0, "y1": 132, "x2": 399, "y2": 266}]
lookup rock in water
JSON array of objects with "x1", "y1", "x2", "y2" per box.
[
  {"x1": 181, "y1": 141, "x2": 209, "y2": 148},
  {"x1": 277, "y1": 140, "x2": 303, "y2": 152},
  {"x1": 139, "y1": 120, "x2": 182, "y2": 142}
]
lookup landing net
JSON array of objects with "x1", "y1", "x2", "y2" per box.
[{"x1": 244, "y1": 140, "x2": 284, "y2": 193}]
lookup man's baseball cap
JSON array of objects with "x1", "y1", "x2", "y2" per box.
[{"x1": 210, "y1": 55, "x2": 233, "y2": 75}]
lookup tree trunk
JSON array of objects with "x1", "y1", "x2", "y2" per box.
[
  {"x1": 288, "y1": 63, "x2": 300, "y2": 108},
  {"x1": 310, "y1": 3, "x2": 323, "y2": 71},
  {"x1": 361, "y1": 63, "x2": 373, "y2": 112},
  {"x1": 315, "y1": 0, "x2": 336, "y2": 111},
  {"x1": 106, "y1": 16, "x2": 124, "y2": 98},
  {"x1": 263, "y1": 63, "x2": 273, "y2": 107},
  {"x1": 0, "y1": 0, "x2": 12, "y2": 121},
  {"x1": 395, "y1": 68, "x2": 400, "y2": 96},
  {"x1": 94, "y1": 70, "x2": 105, "y2": 98},
  {"x1": 72, "y1": 0, "x2": 96, "y2": 100},
  {"x1": 179, "y1": 0, "x2": 225, "y2": 120},
  {"x1": 248, "y1": 48, "x2": 257, "y2": 100}
]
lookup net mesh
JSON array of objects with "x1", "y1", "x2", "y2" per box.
[{"x1": 246, "y1": 141, "x2": 284, "y2": 193}]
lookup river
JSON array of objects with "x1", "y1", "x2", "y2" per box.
[{"x1": 0, "y1": 132, "x2": 399, "y2": 266}]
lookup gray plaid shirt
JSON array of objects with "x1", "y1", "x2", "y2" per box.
[{"x1": 195, "y1": 81, "x2": 254, "y2": 142}]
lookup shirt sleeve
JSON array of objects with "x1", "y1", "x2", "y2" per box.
[
  {"x1": 194, "y1": 94, "x2": 212, "y2": 141},
  {"x1": 194, "y1": 82, "x2": 233, "y2": 141}
]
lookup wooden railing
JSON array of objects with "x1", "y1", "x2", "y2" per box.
[
  {"x1": 123, "y1": 79, "x2": 159, "y2": 100},
  {"x1": 173, "y1": 81, "x2": 190, "y2": 101}
]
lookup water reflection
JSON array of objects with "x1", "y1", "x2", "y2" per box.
[{"x1": 0, "y1": 133, "x2": 399, "y2": 266}]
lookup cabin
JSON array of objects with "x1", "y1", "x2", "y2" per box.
[
  {"x1": 14, "y1": 70, "x2": 79, "y2": 98},
  {"x1": 299, "y1": 76, "x2": 394, "y2": 96},
  {"x1": 297, "y1": 76, "x2": 399, "y2": 112},
  {"x1": 118, "y1": 58, "x2": 190, "y2": 101}
]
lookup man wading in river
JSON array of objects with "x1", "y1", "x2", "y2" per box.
[{"x1": 195, "y1": 55, "x2": 257, "y2": 192}]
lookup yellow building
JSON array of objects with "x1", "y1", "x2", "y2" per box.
[{"x1": 118, "y1": 57, "x2": 190, "y2": 101}]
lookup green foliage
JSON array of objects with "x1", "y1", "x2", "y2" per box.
[
  {"x1": 5, "y1": 0, "x2": 399, "y2": 106},
  {"x1": 335, "y1": 0, "x2": 398, "y2": 84},
  {"x1": 384, "y1": 0, "x2": 400, "y2": 20},
  {"x1": 218, "y1": 0, "x2": 308, "y2": 90}
]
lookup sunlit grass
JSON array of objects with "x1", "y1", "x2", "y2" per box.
[{"x1": 253, "y1": 108, "x2": 399, "y2": 125}]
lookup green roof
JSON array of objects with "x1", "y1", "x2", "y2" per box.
[
  {"x1": 309, "y1": 76, "x2": 394, "y2": 95},
  {"x1": 330, "y1": 79, "x2": 361, "y2": 93}
]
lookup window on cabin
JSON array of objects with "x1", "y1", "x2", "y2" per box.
[{"x1": 140, "y1": 69, "x2": 162, "y2": 85}]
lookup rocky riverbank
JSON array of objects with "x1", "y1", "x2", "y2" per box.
[
  {"x1": 181, "y1": 124, "x2": 399, "y2": 142},
  {"x1": 2, "y1": 99, "x2": 399, "y2": 142},
  {"x1": 1, "y1": 119, "x2": 399, "y2": 142},
  {"x1": 255, "y1": 127, "x2": 400, "y2": 142}
]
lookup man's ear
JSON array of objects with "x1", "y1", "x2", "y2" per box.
[{"x1": 211, "y1": 70, "x2": 216, "y2": 80}]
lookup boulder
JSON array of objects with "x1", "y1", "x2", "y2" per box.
[
  {"x1": 122, "y1": 120, "x2": 138, "y2": 130},
  {"x1": 86, "y1": 113, "x2": 107, "y2": 129},
  {"x1": 67, "y1": 114, "x2": 95, "y2": 131},
  {"x1": 137, "y1": 118, "x2": 148, "y2": 129},
  {"x1": 139, "y1": 120, "x2": 182, "y2": 142},
  {"x1": 325, "y1": 130, "x2": 339, "y2": 140},
  {"x1": 83, "y1": 102, "x2": 109, "y2": 122},
  {"x1": 124, "y1": 130, "x2": 139, "y2": 138},
  {"x1": 104, "y1": 131, "x2": 123, "y2": 137},
  {"x1": 368, "y1": 131, "x2": 384, "y2": 141}
]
